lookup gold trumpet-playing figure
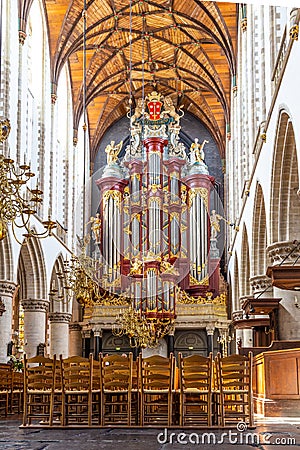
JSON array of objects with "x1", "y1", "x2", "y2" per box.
[
  {"x1": 105, "y1": 140, "x2": 123, "y2": 165},
  {"x1": 190, "y1": 138, "x2": 209, "y2": 163}
]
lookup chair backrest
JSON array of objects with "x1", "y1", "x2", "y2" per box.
[
  {"x1": 0, "y1": 364, "x2": 11, "y2": 392},
  {"x1": 215, "y1": 352, "x2": 253, "y2": 392},
  {"x1": 60, "y1": 355, "x2": 92, "y2": 392},
  {"x1": 178, "y1": 353, "x2": 213, "y2": 392},
  {"x1": 24, "y1": 355, "x2": 56, "y2": 392},
  {"x1": 139, "y1": 354, "x2": 174, "y2": 392},
  {"x1": 100, "y1": 353, "x2": 133, "y2": 392}
]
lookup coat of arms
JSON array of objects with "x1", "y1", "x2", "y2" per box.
[{"x1": 146, "y1": 91, "x2": 163, "y2": 121}]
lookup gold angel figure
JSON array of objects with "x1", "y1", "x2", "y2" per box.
[
  {"x1": 105, "y1": 140, "x2": 123, "y2": 165},
  {"x1": 89, "y1": 213, "x2": 101, "y2": 243},
  {"x1": 129, "y1": 258, "x2": 143, "y2": 275},
  {"x1": 190, "y1": 138, "x2": 209, "y2": 163}
]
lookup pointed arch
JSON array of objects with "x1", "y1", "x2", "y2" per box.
[
  {"x1": 233, "y1": 252, "x2": 240, "y2": 311},
  {"x1": 0, "y1": 233, "x2": 14, "y2": 281},
  {"x1": 240, "y1": 225, "x2": 251, "y2": 297},
  {"x1": 270, "y1": 111, "x2": 299, "y2": 243},
  {"x1": 49, "y1": 254, "x2": 71, "y2": 314},
  {"x1": 252, "y1": 183, "x2": 267, "y2": 276},
  {"x1": 17, "y1": 236, "x2": 47, "y2": 300}
]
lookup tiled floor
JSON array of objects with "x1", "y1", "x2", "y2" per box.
[{"x1": 0, "y1": 416, "x2": 299, "y2": 449}]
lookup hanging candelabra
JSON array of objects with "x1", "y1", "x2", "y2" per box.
[
  {"x1": 112, "y1": 306, "x2": 175, "y2": 349},
  {"x1": 0, "y1": 119, "x2": 57, "y2": 243}
]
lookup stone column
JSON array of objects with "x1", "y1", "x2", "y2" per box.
[
  {"x1": 82, "y1": 329, "x2": 91, "y2": 358},
  {"x1": 49, "y1": 312, "x2": 72, "y2": 358},
  {"x1": 0, "y1": 281, "x2": 17, "y2": 362},
  {"x1": 167, "y1": 331, "x2": 175, "y2": 356},
  {"x1": 93, "y1": 327, "x2": 102, "y2": 360},
  {"x1": 206, "y1": 325, "x2": 215, "y2": 357},
  {"x1": 21, "y1": 299, "x2": 49, "y2": 358},
  {"x1": 69, "y1": 322, "x2": 82, "y2": 357},
  {"x1": 242, "y1": 328, "x2": 253, "y2": 348}
]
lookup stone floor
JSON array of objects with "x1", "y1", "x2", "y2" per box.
[{"x1": 0, "y1": 416, "x2": 300, "y2": 450}]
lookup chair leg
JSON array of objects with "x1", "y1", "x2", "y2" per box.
[
  {"x1": 61, "y1": 394, "x2": 66, "y2": 426},
  {"x1": 207, "y1": 393, "x2": 212, "y2": 427},
  {"x1": 22, "y1": 394, "x2": 27, "y2": 426},
  {"x1": 179, "y1": 393, "x2": 183, "y2": 426},
  {"x1": 168, "y1": 392, "x2": 172, "y2": 426},
  {"x1": 88, "y1": 392, "x2": 92, "y2": 427},
  {"x1": 100, "y1": 393, "x2": 104, "y2": 427},
  {"x1": 128, "y1": 392, "x2": 131, "y2": 427}
]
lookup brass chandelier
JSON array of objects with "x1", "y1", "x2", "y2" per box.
[
  {"x1": 0, "y1": 119, "x2": 56, "y2": 243},
  {"x1": 112, "y1": 307, "x2": 175, "y2": 349}
]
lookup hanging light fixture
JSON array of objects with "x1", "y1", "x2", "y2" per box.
[{"x1": 0, "y1": 137, "x2": 57, "y2": 243}]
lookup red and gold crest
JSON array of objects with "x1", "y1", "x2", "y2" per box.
[{"x1": 147, "y1": 91, "x2": 162, "y2": 121}]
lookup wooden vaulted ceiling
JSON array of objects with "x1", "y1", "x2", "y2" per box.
[{"x1": 20, "y1": 0, "x2": 237, "y2": 161}]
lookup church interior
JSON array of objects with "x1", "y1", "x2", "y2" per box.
[{"x1": 0, "y1": 0, "x2": 300, "y2": 433}]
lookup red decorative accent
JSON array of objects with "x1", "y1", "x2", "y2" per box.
[
  {"x1": 147, "y1": 100, "x2": 163, "y2": 120},
  {"x1": 143, "y1": 137, "x2": 168, "y2": 153}
]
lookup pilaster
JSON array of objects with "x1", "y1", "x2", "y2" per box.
[{"x1": 0, "y1": 281, "x2": 17, "y2": 362}]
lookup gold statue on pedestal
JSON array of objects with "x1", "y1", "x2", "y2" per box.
[
  {"x1": 105, "y1": 140, "x2": 123, "y2": 165},
  {"x1": 190, "y1": 138, "x2": 209, "y2": 163}
]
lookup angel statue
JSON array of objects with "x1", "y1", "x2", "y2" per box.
[
  {"x1": 89, "y1": 213, "x2": 101, "y2": 243},
  {"x1": 210, "y1": 209, "x2": 222, "y2": 239},
  {"x1": 105, "y1": 140, "x2": 123, "y2": 165},
  {"x1": 190, "y1": 138, "x2": 209, "y2": 163},
  {"x1": 129, "y1": 258, "x2": 143, "y2": 276}
]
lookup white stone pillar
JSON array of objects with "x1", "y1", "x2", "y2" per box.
[
  {"x1": 206, "y1": 325, "x2": 215, "y2": 356},
  {"x1": 242, "y1": 328, "x2": 253, "y2": 348},
  {"x1": 274, "y1": 287, "x2": 300, "y2": 340},
  {"x1": 0, "y1": 281, "x2": 17, "y2": 362},
  {"x1": 49, "y1": 312, "x2": 72, "y2": 358},
  {"x1": 21, "y1": 299, "x2": 49, "y2": 358},
  {"x1": 69, "y1": 322, "x2": 82, "y2": 357}
]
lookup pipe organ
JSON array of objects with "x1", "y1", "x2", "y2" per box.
[{"x1": 95, "y1": 91, "x2": 221, "y2": 336}]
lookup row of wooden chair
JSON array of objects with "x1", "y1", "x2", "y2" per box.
[
  {"x1": 22, "y1": 352, "x2": 253, "y2": 428},
  {"x1": 0, "y1": 363, "x2": 23, "y2": 417}
]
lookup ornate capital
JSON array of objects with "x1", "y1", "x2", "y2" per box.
[
  {"x1": 91, "y1": 325, "x2": 102, "y2": 337},
  {"x1": 69, "y1": 322, "x2": 82, "y2": 332},
  {"x1": 0, "y1": 280, "x2": 17, "y2": 297},
  {"x1": 206, "y1": 325, "x2": 215, "y2": 336},
  {"x1": 290, "y1": 24, "x2": 299, "y2": 41},
  {"x1": 267, "y1": 241, "x2": 300, "y2": 265},
  {"x1": 232, "y1": 310, "x2": 243, "y2": 321},
  {"x1": 250, "y1": 275, "x2": 272, "y2": 295},
  {"x1": 19, "y1": 30, "x2": 27, "y2": 45},
  {"x1": 241, "y1": 18, "x2": 247, "y2": 32},
  {"x1": 21, "y1": 298, "x2": 49, "y2": 312},
  {"x1": 49, "y1": 312, "x2": 72, "y2": 323}
]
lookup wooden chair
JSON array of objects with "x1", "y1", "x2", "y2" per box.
[
  {"x1": 91, "y1": 359, "x2": 101, "y2": 425},
  {"x1": 10, "y1": 369, "x2": 23, "y2": 414},
  {"x1": 139, "y1": 353, "x2": 175, "y2": 426},
  {"x1": 100, "y1": 353, "x2": 133, "y2": 426},
  {"x1": 215, "y1": 352, "x2": 254, "y2": 427},
  {"x1": 60, "y1": 355, "x2": 93, "y2": 426},
  {"x1": 22, "y1": 355, "x2": 56, "y2": 426},
  {"x1": 0, "y1": 364, "x2": 11, "y2": 417},
  {"x1": 178, "y1": 352, "x2": 213, "y2": 426}
]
